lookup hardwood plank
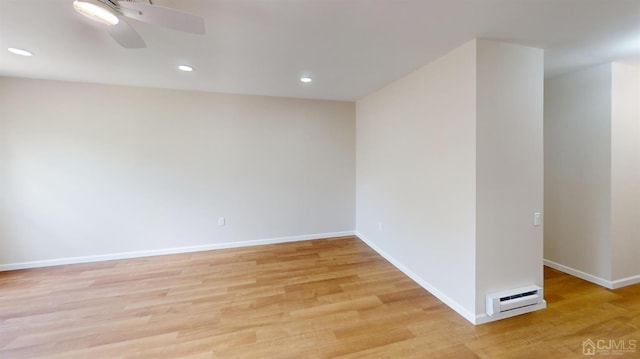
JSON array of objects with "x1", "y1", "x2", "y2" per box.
[{"x1": 1, "y1": 236, "x2": 639, "y2": 358}]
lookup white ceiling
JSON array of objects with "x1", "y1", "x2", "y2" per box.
[{"x1": 2, "y1": 0, "x2": 640, "y2": 101}]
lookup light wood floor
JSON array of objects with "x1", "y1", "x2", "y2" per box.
[{"x1": 1, "y1": 236, "x2": 639, "y2": 358}]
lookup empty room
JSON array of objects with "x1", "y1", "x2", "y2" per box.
[{"x1": 1, "y1": 0, "x2": 639, "y2": 358}]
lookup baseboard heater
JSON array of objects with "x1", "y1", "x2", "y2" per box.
[{"x1": 486, "y1": 285, "x2": 543, "y2": 316}]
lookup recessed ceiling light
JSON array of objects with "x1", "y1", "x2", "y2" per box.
[
  {"x1": 73, "y1": 0, "x2": 119, "y2": 25},
  {"x1": 7, "y1": 47, "x2": 33, "y2": 57},
  {"x1": 300, "y1": 76, "x2": 312, "y2": 83},
  {"x1": 178, "y1": 65, "x2": 193, "y2": 72}
]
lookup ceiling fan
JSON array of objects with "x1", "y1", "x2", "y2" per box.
[{"x1": 72, "y1": 0, "x2": 205, "y2": 48}]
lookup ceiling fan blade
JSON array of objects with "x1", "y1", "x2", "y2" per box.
[
  {"x1": 118, "y1": 1, "x2": 205, "y2": 34},
  {"x1": 107, "y1": 18, "x2": 146, "y2": 48}
]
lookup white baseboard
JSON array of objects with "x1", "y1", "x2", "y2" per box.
[
  {"x1": 543, "y1": 259, "x2": 612, "y2": 289},
  {"x1": 612, "y1": 274, "x2": 640, "y2": 289},
  {"x1": 543, "y1": 259, "x2": 640, "y2": 289},
  {"x1": 0, "y1": 230, "x2": 355, "y2": 272},
  {"x1": 355, "y1": 231, "x2": 478, "y2": 325}
]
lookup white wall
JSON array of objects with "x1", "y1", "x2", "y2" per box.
[
  {"x1": 475, "y1": 40, "x2": 544, "y2": 315},
  {"x1": 544, "y1": 64, "x2": 613, "y2": 282},
  {"x1": 356, "y1": 40, "x2": 478, "y2": 321},
  {"x1": 611, "y1": 63, "x2": 640, "y2": 281},
  {"x1": 545, "y1": 62, "x2": 640, "y2": 288},
  {"x1": 0, "y1": 77, "x2": 355, "y2": 268},
  {"x1": 356, "y1": 39, "x2": 544, "y2": 324}
]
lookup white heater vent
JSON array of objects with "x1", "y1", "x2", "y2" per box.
[{"x1": 486, "y1": 285, "x2": 543, "y2": 317}]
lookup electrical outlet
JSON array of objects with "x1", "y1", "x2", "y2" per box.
[
  {"x1": 533, "y1": 213, "x2": 541, "y2": 226},
  {"x1": 378, "y1": 222, "x2": 383, "y2": 231},
  {"x1": 218, "y1": 217, "x2": 226, "y2": 226}
]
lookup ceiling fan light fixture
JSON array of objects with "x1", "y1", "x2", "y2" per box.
[
  {"x1": 73, "y1": 0, "x2": 120, "y2": 26},
  {"x1": 7, "y1": 47, "x2": 33, "y2": 57}
]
